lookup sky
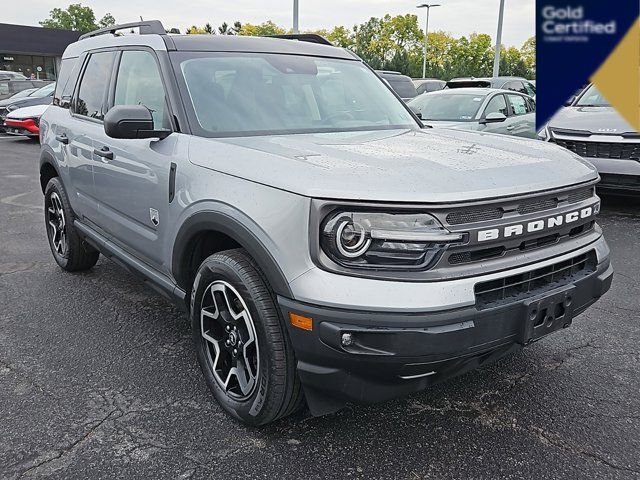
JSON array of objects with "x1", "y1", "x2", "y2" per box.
[{"x1": 4, "y1": 0, "x2": 535, "y2": 47}]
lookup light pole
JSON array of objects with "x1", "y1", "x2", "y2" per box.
[
  {"x1": 293, "y1": 0, "x2": 299, "y2": 34},
  {"x1": 417, "y1": 4, "x2": 440, "y2": 79},
  {"x1": 492, "y1": 0, "x2": 505, "y2": 77}
]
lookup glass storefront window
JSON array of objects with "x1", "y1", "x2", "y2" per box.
[{"x1": 1, "y1": 53, "x2": 58, "y2": 80}]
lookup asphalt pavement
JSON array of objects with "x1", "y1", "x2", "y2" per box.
[{"x1": 1, "y1": 135, "x2": 639, "y2": 480}]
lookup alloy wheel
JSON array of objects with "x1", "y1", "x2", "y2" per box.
[
  {"x1": 47, "y1": 192, "x2": 67, "y2": 256},
  {"x1": 200, "y1": 280, "x2": 260, "y2": 400}
]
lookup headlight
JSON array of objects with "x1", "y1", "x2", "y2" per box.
[{"x1": 320, "y1": 211, "x2": 463, "y2": 270}]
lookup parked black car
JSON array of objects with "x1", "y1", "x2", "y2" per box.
[
  {"x1": 375, "y1": 70, "x2": 418, "y2": 101},
  {"x1": 412, "y1": 78, "x2": 446, "y2": 95},
  {"x1": 0, "y1": 79, "x2": 51, "y2": 100}
]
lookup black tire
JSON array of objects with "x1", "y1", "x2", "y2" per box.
[
  {"x1": 191, "y1": 248, "x2": 304, "y2": 425},
  {"x1": 44, "y1": 177, "x2": 99, "y2": 272}
]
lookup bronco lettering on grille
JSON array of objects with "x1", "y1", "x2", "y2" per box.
[{"x1": 477, "y1": 204, "x2": 599, "y2": 242}]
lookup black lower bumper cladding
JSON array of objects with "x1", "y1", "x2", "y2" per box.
[{"x1": 279, "y1": 256, "x2": 613, "y2": 416}]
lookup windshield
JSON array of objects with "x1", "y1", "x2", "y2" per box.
[
  {"x1": 173, "y1": 52, "x2": 418, "y2": 137},
  {"x1": 10, "y1": 88, "x2": 35, "y2": 99},
  {"x1": 32, "y1": 83, "x2": 55, "y2": 97},
  {"x1": 575, "y1": 84, "x2": 610, "y2": 107},
  {"x1": 408, "y1": 93, "x2": 485, "y2": 121}
]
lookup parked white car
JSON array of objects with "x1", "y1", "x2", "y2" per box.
[
  {"x1": 408, "y1": 88, "x2": 536, "y2": 138},
  {"x1": 3, "y1": 104, "x2": 48, "y2": 139}
]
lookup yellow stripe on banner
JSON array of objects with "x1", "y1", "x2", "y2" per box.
[{"x1": 591, "y1": 17, "x2": 640, "y2": 132}]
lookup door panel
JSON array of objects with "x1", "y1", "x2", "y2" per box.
[
  {"x1": 479, "y1": 94, "x2": 510, "y2": 135},
  {"x1": 90, "y1": 49, "x2": 174, "y2": 268},
  {"x1": 506, "y1": 94, "x2": 535, "y2": 138},
  {"x1": 67, "y1": 51, "x2": 116, "y2": 220}
]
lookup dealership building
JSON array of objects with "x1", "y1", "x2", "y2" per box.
[{"x1": 0, "y1": 23, "x2": 81, "y2": 80}]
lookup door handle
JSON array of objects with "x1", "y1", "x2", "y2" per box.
[
  {"x1": 93, "y1": 146, "x2": 114, "y2": 160},
  {"x1": 55, "y1": 133, "x2": 69, "y2": 145},
  {"x1": 506, "y1": 125, "x2": 516, "y2": 131}
]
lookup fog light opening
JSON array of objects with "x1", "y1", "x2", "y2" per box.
[{"x1": 341, "y1": 332, "x2": 354, "y2": 347}]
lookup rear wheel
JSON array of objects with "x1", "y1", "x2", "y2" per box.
[
  {"x1": 191, "y1": 249, "x2": 304, "y2": 425},
  {"x1": 44, "y1": 177, "x2": 99, "y2": 271}
]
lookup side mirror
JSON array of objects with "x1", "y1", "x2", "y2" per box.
[
  {"x1": 409, "y1": 105, "x2": 423, "y2": 119},
  {"x1": 480, "y1": 112, "x2": 507, "y2": 124},
  {"x1": 104, "y1": 105, "x2": 171, "y2": 140}
]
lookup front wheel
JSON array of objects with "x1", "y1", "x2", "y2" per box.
[{"x1": 191, "y1": 249, "x2": 304, "y2": 425}]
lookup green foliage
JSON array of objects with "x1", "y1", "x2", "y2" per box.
[
  {"x1": 238, "y1": 21, "x2": 287, "y2": 36},
  {"x1": 40, "y1": 3, "x2": 115, "y2": 33},
  {"x1": 160, "y1": 14, "x2": 536, "y2": 80}
]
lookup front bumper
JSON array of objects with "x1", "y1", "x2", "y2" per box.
[
  {"x1": 279, "y1": 252, "x2": 613, "y2": 415},
  {"x1": 586, "y1": 157, "x2": 640, "y2": 194},
  {"x1": 3, "y1": 118, "x2": 39, "y2": 137}
]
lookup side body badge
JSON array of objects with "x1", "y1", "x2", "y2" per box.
[{"x1": 150, "y1": 208, "x2": 159, "y2": 226}]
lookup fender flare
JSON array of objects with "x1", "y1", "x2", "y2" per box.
[
  {"x1": 39, "y1": 146, "x2": 60, "y2": 192},
  {"x1": 171, "y1": 208, "x2": 293, "y2": 298}
]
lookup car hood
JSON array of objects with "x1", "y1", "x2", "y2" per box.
[
  {"x1": 548, "y1": 106, "x2": 636, "y2": 134},
  {"x1": 0, "y1": 95, "x2": 51, "y2": 110},
  {"x1": 0, "y1": 97, "x2": 26, "y2": 108},
  {"x1": 7, "y1": 104, "x2": 49, "y2": 119},
  {"x1": 188, "y1": 128, "x2": 597, "y2": 203}
]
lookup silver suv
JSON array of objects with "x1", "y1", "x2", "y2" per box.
[{"x1": 39, "y1": 21, "x2": 613, "y2": 426}]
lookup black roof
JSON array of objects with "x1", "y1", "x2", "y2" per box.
[
  {"x1": 169, "y1": 35, "x2": 355, "y2": 60},
  {"x1": 0, "y1": 23, "x2": 81, "y2": 56}
]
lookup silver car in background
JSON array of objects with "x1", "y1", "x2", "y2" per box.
[
  {"x1": 539, "y1": 84, "x2": 640, "y2": 195},
  {"x1": 408, "y1": 88, "x2": 536, "y2": 138}
]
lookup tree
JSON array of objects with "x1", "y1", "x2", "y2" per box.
[
  {"x1": 204, "y1": 23, "x2": 214, "y2": 34},
  {"x1": 186, "y1": 25, "x2": 208, "y2": 34},
  {"x1": 325, "y1": 26, "x2": 353, "y2": 49},
  {"x1": 521, "y1": 36, "x2": 536, "y2": 76},
  {"x1": 218, "y1": 22, "x2": 241, "y2": 35},
  {"x1": 238, "y1": 21, "x2": 286, "y2": 36},
  {"x1": 499, "y1": 46, "x2": 531, "y2": 78},
  {"x1": 40, "y1": 4, "x2": 115, "y2": 33}
]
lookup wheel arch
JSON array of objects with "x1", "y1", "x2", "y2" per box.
[
  {"x1": 39, "y1": 147, "x2": 60, "y2": 193},
  {"x1": 172, "y1": 210, "x2": 293, "y2": 299}
]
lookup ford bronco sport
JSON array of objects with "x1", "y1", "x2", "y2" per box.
[{"x1": 39, "y1": 21, "x2": 613, "y2": 426}]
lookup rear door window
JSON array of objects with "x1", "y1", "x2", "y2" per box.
[
  {"x1": 507, "y1": 94, "x2": 533, "y2": 116},
  {"x1": 74, "y1": 51, "x2": 115, "y2": 120},
  {"x1": 503, "y1": 81, "x2": 527, "y2": 95},
  {"x1": 524, "y1": 81, "x2": 536, "y2": 97},
  {"x1": 54, "y1": 58, "x2": 80, "y2": 106}
]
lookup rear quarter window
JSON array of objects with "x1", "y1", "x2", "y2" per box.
[{"x1": 53, "y1": 58, "x2": 80, "y2": 106}]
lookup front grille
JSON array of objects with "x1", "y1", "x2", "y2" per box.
[
  {"x1": 474, "y1": 251, "x2": 596, "y2": 309},
  {"x1": 567, "y1": 187, "x2": 594, "y2": 203},
  {"x1": 517, "y1": 197, "x2": 558, "y2": 215},
  {"x1": 446, "y1": 208, "x2": 503, "y2": 225},
  {"x1": 448, "y1": 220, "x2": 594, "y2": 266},
  {"x1": 555, "y1": 139, "x2": 640, "y2": 160},
  {"x1": 444, "y1": 186, "x2": 595, "y2": 227}
]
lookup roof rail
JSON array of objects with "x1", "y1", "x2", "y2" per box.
[
  {"x1": 79, "y1": 20, "x2": 166, "y2": 40},
  {"x1": 269, "y1": 34, "x2": 333, "y2": 46}
]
